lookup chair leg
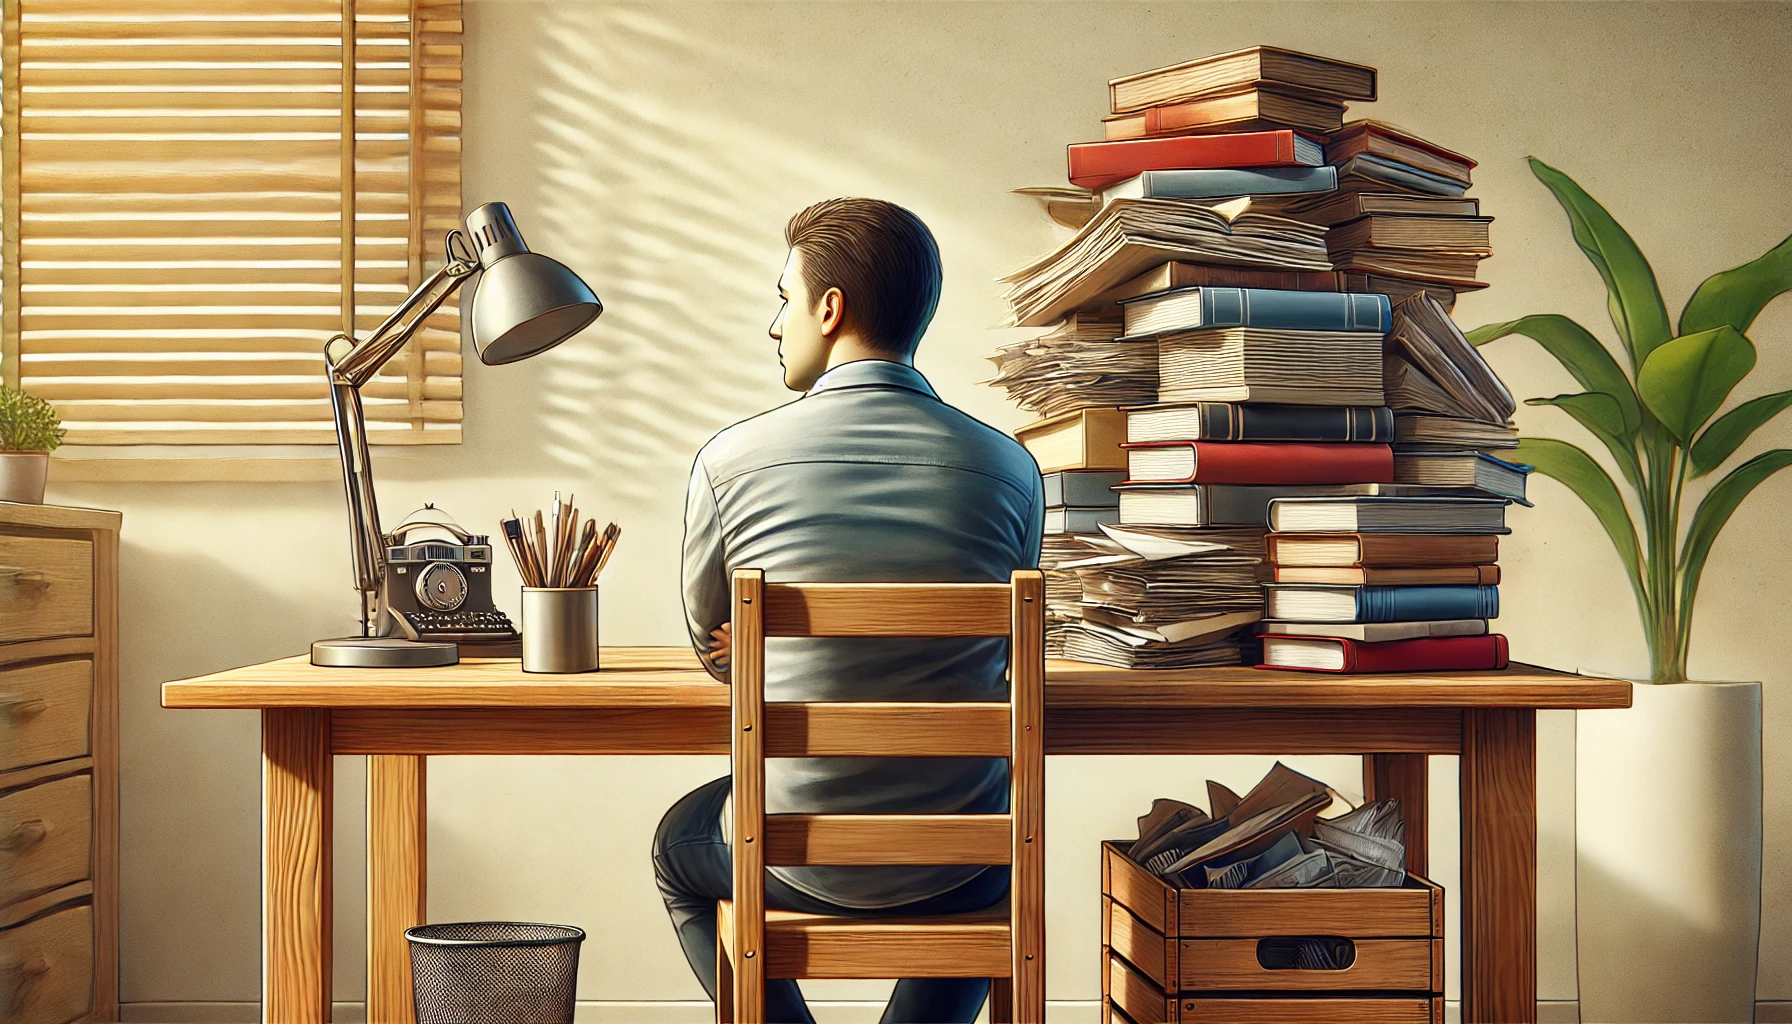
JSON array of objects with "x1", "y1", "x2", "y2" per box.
[
  {"x1": 716, "y1": 933, "x2": 735, "y2": 1024},
  {"x1": 989, "y1": 977, "x2": 1013, "y2": 1023}
]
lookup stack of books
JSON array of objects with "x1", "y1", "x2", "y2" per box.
[
  {"x1": 1254, "y1": 291, "x2": 1524, "y2": 673},
  {"x1": 998, "y1": 45, "x2": 1518, "y2": 671},
  {"x1": 1258, "y1": 494, "x2": 1512, "y2": 673}
]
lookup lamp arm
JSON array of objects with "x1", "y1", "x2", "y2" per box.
[{"x1": 325, "y1": 240, "x2": 479, "y2": 634}]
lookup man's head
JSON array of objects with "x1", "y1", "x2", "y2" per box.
[{"x1": 769, "y1": 198, "x2": 942, "y2": 391}]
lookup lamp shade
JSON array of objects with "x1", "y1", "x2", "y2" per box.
[{"x1": 464, "y1": 202, "x2": 602, "y2": 365}]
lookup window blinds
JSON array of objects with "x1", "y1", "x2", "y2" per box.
[{"x1": 0, "y1": 0, "x2": 463, "y2": 445}]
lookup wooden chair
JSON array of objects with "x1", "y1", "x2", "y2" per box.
[{"x1": 716, "y1": 568, "x2": 1046, "y2": 1024}]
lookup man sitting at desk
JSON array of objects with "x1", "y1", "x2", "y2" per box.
[{"x1": 653, "y1": 197, "x2": 1044, "y2": 1024}]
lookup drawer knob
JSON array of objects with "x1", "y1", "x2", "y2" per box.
[
  {"x1": 0, "y1": 819, "x2": 49, "y2": 853},
  {"x1": 0, "y1": 695, "x2": 49, "y2": 721}
]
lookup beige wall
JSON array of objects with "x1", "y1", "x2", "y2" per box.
[{"x1": 54, "y1": 0, "x2": 1792, "y2": 1014}]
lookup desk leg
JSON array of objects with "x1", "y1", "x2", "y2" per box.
[
  {"x1": 1460, "y1": 709, "x2": 1536, "y2": 1024},
  {"x1": 368, "y1": 755, "x2": 427, "y2": 1024},
  {"x1": 263, "y1": 709, "x2": 333, "y2": 1024},
  {"x1": 1364, "y1": 753, "x2": 1429, "y2": 876}
]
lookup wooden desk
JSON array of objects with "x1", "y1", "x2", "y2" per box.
[{"x1": 163, "y1": 648, "x2": 1629, "y2": 1024}]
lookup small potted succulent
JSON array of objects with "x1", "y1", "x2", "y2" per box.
[{"x1": 0, "y1": 385, "x2": 66, "y2": 504}]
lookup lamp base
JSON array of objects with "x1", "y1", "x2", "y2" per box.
[{"x1": 311, "y1": 636, "x2": 459, "y2": 668}]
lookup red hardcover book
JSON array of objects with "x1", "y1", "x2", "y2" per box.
[
  {"x1": 1067, "y1": 131, "x2": 1318, "y2": 191},
  {"x1": 1260, "y1": 633, "x2": 1510, "y2": 673},
  {"x1": 1122, "y1": 441, "x2": 1394, "y2": 486}
]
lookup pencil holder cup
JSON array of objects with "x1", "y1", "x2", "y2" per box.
[{"x1": 521, "y1": 587, "x2": 599, "y2": 673}]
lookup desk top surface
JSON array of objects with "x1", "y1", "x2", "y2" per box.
[{"x1": 162, "y1": 646, "x2": 1631, "y2": 711}]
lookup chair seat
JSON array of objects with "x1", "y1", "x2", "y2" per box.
[{"x1": 718, "y1": 896, "x2": 1012, "y2": 979}]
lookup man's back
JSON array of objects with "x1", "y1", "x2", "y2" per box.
[{"x1": 681, "y1": 358, "x2": 1044, "y2": 907}]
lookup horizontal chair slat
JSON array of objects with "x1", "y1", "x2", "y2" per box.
[
  {"x1": 762, "y1": 702, "x2": 1010, "y2": 757},
  {"x1": 760, "y1": 582, "x2": 1013, "y2": 637},
  {"x1": 764, "y1": 814, "x2": 1013, "y2": 866}
]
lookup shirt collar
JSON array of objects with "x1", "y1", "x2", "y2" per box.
[{"x1": 806, "y1": 359, "x2": 939, "y2": 400}]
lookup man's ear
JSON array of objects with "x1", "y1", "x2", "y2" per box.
[{"x1": 817, "y1": 287, "x2": 846, "y2": 338}]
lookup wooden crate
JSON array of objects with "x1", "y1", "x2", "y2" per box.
[
  {"x1": 1106, "y1": 951, "x2": 1445, "y2": 1024},
  {"x1": 1101, "y1": 839, "x2": 1443, "y2": 1022}
]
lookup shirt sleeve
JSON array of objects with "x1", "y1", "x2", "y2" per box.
[
  {"x1": 681, "y1": 451, "x2": 730, "y2": 681},
  {"x1": 1023, "y1": 467, "x2": 1046, "y2": 568}
]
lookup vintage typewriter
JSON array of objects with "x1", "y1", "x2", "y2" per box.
[{"x1": 382, "y1": 506, "x2": 520, "y2": 649}]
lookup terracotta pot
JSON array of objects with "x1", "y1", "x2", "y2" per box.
[
  {"x1": 1576, "y1": 680, "x2": 1762, "y2": 1023},
  {"x1": 0, "y1": 450, "x2": 49, "y2": 504}
]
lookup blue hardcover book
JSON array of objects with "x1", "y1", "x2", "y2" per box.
[
  {"x1": 1265, "y1": 584, "x2": 1498, "y2": 623},
  {"x1": 1121, "y1": 287, "x2": 1391, "y2": 337},
  {"x1": 1102, "y1": 166, "x2": 1339, "y2": 201}
]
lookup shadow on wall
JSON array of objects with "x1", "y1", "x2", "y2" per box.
[
  {"x1": 463, "y1": 6, "x2": 807, "y2": 498},
  {"x1": 458, "y1": 3, "x2": 1028, "y2": 498}
]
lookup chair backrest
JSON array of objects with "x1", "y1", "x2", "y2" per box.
[{"x1": 727, "y1": 568, "x2": 1045, "y2": 972}]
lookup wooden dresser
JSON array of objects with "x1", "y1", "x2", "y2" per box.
[{"x1": 0, "y1": 502, "x2": 119, "y2": 1023}]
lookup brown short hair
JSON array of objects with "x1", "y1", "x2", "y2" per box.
[{"x1": 784, "y1": 198, "x2": 942, "y2": 357}]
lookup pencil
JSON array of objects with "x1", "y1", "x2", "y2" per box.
[
  {"x1": 532, "y1": 510, "x2": 550, "y2": 587},
  {"x1": 592, "y1": 523, "x2": 621, "y2": 581},
  {"x1": 569, "y1": 519, "x2": 598, "y2": 586},
  {"x1": 500, "y1": 517, "x2": 534, "y2": 587}
]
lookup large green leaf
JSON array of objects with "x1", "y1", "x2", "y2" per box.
[
  {"x1": 1466, "y1": 314, "x2": 1641, "y2": 432},
  {"x1": 1635, "y1": 326, "x2": 1757, "y2": 445},
  {"x1": 1688, "y1": 389, "x2": 1792, "y2": 477},
  {"x1": 1525, "y1": 392, "x2": 1642, "y2": 489},
  {"x1": 1680, "y1": 232, "x2": 1792, "y2": 336},
  {"x1": 1515, "y1": 436, "x2": 1645, "y2": 597},
  {"x1": 1528, "y1": 158, "x2": 1673, "y2": 370},
  {"x1": 1678, "y1": 448, "x2": 1792, "y2": 629}
]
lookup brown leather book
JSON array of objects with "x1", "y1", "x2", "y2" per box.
[
  {"x1": 1262, "y1": 190, "x2": 1481, "y2": 227},
  {"x1": 1271, "y1": 564, "x2": 1501, "y2": 585},
  {"x1": 1102, "y1": 87, "x2": 1346, "y2": 140},
  {"x1": 1331, "y1": 249, "x2": 1486, "y2": 286},
  {"x1": 1267, "y1": 532, "x2": 1500, "y2": 567},
  {"x1": 1328, "y1": 214, "x2": 1493, "y2": 255},
  {"x1": 1322, "y1": 120, "x2": 1475, "y2": 183},
  {"x1": 1108, "y1": 46, "x2": 1378, "y2": 114}
]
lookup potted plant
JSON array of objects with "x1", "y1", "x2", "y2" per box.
[
  {"x1": 0, "y1": 385, "x2": 66, "y2": 504},
  {"x1": 1469, "y1": 158, "x2": 1778, "y2": 1023}
]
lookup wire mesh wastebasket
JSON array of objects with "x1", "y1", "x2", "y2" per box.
[{"x1": 406, "y1": 921, "x2": 584, "y2": 1024}]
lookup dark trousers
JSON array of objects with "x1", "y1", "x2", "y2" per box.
[{"x1": 653, "y1": 776, "x2": 1010, "y2": 1024}]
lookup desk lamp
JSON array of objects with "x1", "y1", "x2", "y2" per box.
[{"x1": 311, "y1": 202, "x2": 602, "y2": 668}]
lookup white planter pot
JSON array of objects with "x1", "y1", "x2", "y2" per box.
[
  {"x1": 1576, "y1": 680, "x2": 1762, "y2": 1023},
  {"x1": 0, "y1": 450, "x2": 49, "y2": 504}
]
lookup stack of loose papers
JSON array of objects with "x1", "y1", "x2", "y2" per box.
[
  {"x1": 1046, "y1": 526, "x2": 1265, "y2": 668},
  {"x1": 1001, "y1": 198, "x2": 1332, "y2": 327},
  {"x1": 985, "y1": 314, "x2": 1157, "y2": 418}
]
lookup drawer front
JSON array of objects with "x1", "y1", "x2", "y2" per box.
[
  {"x1": 0, "y1": 904, "x2": 94, "y2": 1024},
  {"x1": 0, "y1": 661, "x2": 93, "y2": 773},
  {"x1": 1180, "y1": 936, "x2": 1439, "y2": 992},
  {"x1": 0, "y1": 775, "x2": 92, "y2": 908},
  {"x1": 0, "y1": 535, "x2": 93, "y2": 644}
]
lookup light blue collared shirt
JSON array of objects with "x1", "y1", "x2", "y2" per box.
[{"x1": 682, "y1": 359, "x2": 1045, "y2": 908}]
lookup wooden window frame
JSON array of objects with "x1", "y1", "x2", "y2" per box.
[{"x1": 1, "y1": 0, "x2": 464, "y2": 482}]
